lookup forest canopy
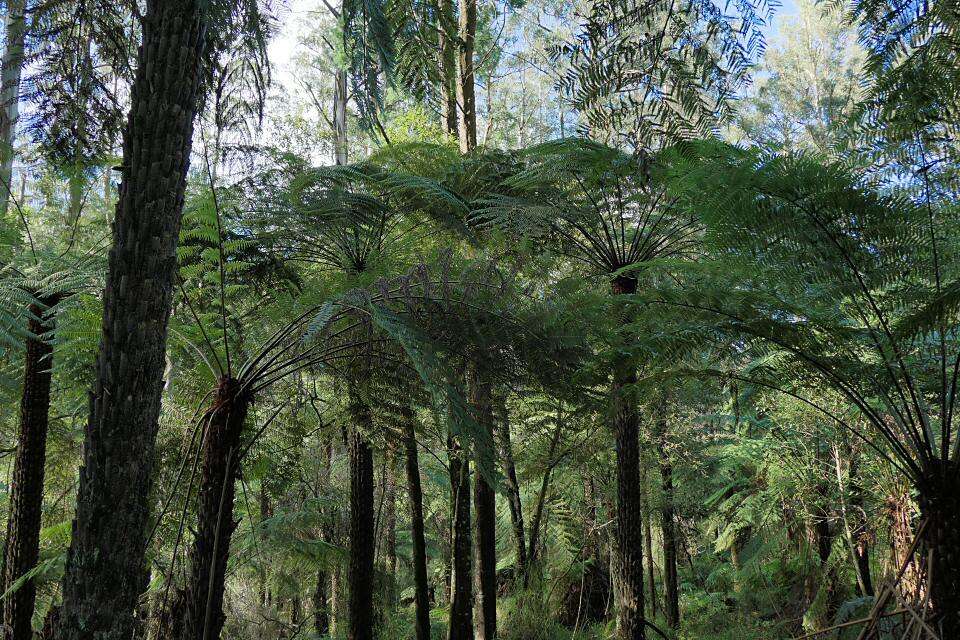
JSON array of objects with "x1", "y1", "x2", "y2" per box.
[{"x1": 0, "y1": 0, "x2": 958, "y2": 639}]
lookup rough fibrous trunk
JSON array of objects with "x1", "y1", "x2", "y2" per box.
[
  {"x1": 610, "y1": 275, "x2": 646, "y2": 640},
  {"x1": 58, "y1": 2, "x2": 208, "y2": 638},
  {"x1": 447, "y1": 440, "x2": 473, "y2": 640},
  {"x1": 181, "y1": 378, "x2": 250, "y2": 640},
  {"x1": 469, "y1": 365, "x2": 496, "y2": 640},
  {"x1": 347, "y1": 389, "x2": 375, "y2": 640},
  {"x1": 403, "y1": 407, "x2": 431, "y2": 640},
  {"x1": 3, "y1": 301, "x2": 57, "y2": 640},
  {"x1": 918, "y1": 461, "x2": 960, "y2": 638}
]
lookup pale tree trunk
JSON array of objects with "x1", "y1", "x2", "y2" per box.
[
  {"x1": 333, "y1": 69, "x2": 348, "y2": 166},
  {"x1": 0, "y1": 0, "x2": 27, "y2": 217},
  {"x1": 455, "y1": 0, "x2": 477, "y2": 153}
]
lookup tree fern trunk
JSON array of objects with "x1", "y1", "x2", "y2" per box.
[
  {"x1": 403, "y1": 406, "x2": 431, "y2": 640},
  {"x1": 3, "y1": 300, "x2": 57, "y2": 640},
  {"x1": 610, "y1": 275, "x2": 646, "y2": 640},
  {"x1": 182, "y1": 378, "x2": 250, "y2": 640},
  {"x1": 58, "y1": 2, "x2": 208, "y2": 637},
  {"x1": 347, "y1": 387, "x2": 375, "y2": 640},
  {"x1": 447, "y1": 438, "x2": 473, "y2": 640},
  {"x1": 470, "y1": 365, "x2": 496, "y2": 640},
  {"x1": 918, "y1": 461, "x2": 960, "y2": 638}
]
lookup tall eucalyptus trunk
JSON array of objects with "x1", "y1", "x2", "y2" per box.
[
  {"x1": 59, "y1": 2, "x2": 210, "y2": 638},
  {"x1": 180, "y1": 377, "x2": 250, "y2": 640},
  {"x1": 403, "y1": 406, "x2": 431, "y2": 640},
  {"x1": 470, "y1": 365, "x2": 496, "y2": 640},
  {"x1": 347, "y1": 387, "x2": 375, "y2": 640},
  {"x1": 3, "y1": 298, "x2": 59, "y2": 640},
  {"x1": 437, "y1": 0, "x2": 458, "y2": 136},
  {"x1": 313, "y1": 569, "x2": 329, "y2": 637},
  {"x1": 0, "y1": 0, "x2": 27, "y2": 218},
  {"x1": 455, "y1": 0, "x2": 477, "y2": 153},
  {"x1": 333, "y1": 69, "x2": 348, "y2": 166},
  {"x1": 610, "y1": 275, "x2": 646, "y2": 640}
]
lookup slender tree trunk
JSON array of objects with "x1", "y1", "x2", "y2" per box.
[
  {"x1": 347, "y1": 388, "x2": 375, "y2": 640},
  {"x1": 181, "y1": 378, "x2": 251, "y2": 640},
  {"x1": 437, "y1": 0, "x2": 458, "y2": 136},
  {"x1": 496, "y1": 406, "x2": 526, "y2": 580},
  {"x1": 333, "y1": 69, "x2": 349, "y2": 166},
  {"x1": 455, "y1": 0, "x2": 477, "y2": 152},
  {"x1": 58, "y1": 3, "x2": 209, "y2": 638},
  {"x1": 3, "y1": 299, "x2": 58, "y2": 640},
  {"x1": 918, "y1": 461, "x2": 960, "y2": 638},
  {"x1": 313, "y1": 570, "x2": 329, "y2": 636},
  {"x1": 469, "y1": 365, "x2": 496, "y2": 640},
  {"x1": 657, "y1": 435, "x2": 679, "y2": 630},
  {"x1": 403, "y1": 406, "x2": 431, "y2": 640},
  {"x1": 330, "y1": 566, "x2": 342, "y2": 636},
  {"x1": 640, "y1": 459, "x2": 657, "y2": 619},
  {"x1": 447, "y1": 436, "x2": 473, "y2": 640},
  {"x1": 384, "y1": 447, "x2": 398, "y2": 609},
  {"x1": 610, "y1": 276, "x2": 646, "y2": 640},
  {"x1": 0, "y1": 0, "x2": 27, "y2": 218},
  {"x1": 525, "y1": 418, "x2": 562, "y2": 585}
]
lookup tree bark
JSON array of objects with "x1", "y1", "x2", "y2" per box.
[
  {"x1": 455, "y1": 0, "x2": 477, "y2": 152},
  {"x1": 58, "y1": 3, "x2": 209, "y2": 638},
  {"x1": 347, "y1": 388, "x2": 376, "y2": 640},
  {"x1": 469, "y1": 365, "x2": 496, "y2": 640},
  {"x1": 447, "y1": 437, "x2": 473, "y2": 640},
  {"x1": 525, "y1": 418, "x2": 563, "y2": 585},
  {"x1": 610, "y1": 275, "x2": 646, "y2": 640},
  {"x1": 403, "y1": 406, "x2": 431, "y2": 640},
  {"x1": 495, "y1": 405, "x2": 526, "y2": 580},
  {"x1": 918, "y1": 461, "x2": 960, "y2": 638},
  {"x1": 658, "y1": 439, "x2": 679, "y2": 630},
  {"x1": 3, "y1": 299, "x2": 58, "y2": 640},
  {"x1": 333, "y1": 69, "x2": 349, "y2": 166},
  {"x1": 640, "y1": 459, "x2": 657, "y2": 619},
  {"x1": 313, "y1": 570, "x2": 329, "y2": 637},
  {"x1": 0, "y1": 0, "x2": 27, "y2": 218},
  {"x1": 384, "y1": 448, "x2": 398, "y2": 609},
  {"x1": 437, "y1": 0, "x2": 458, "y2": 137},
  {"x1": 181, "y1": 377, "x2": 250, "y2": 640}
]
